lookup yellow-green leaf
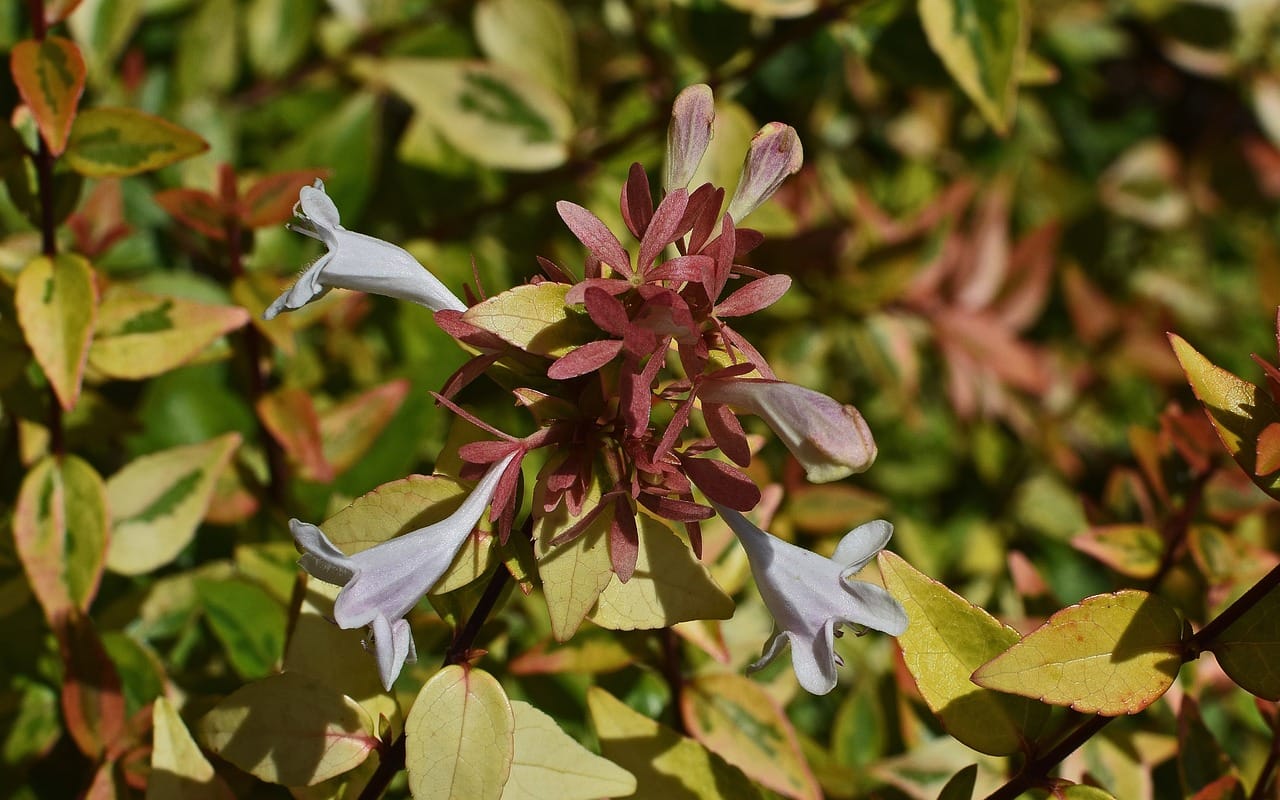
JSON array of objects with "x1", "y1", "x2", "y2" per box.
[
  {"x1": 360, "y1": 58, "x2": 573, "y2": 171},
  {"x1": 89, "y1": 285, "x2": 249, "y2": 380},
  {"x1": 149, "y1": 697, "x2": 234, "y2": 800},
  {"x1": 15, "y1": 253, "x2": 98, "y2": 411},
  {"x1": 1208, "y1": 582, "x2": 1280, "y2": 700},
  {"x1": 463, "y1": 282, "x2": 595, "y2": 358},
  {"x1": 509, "y1": 635, "x2": 638, "y2": 676},
  {"x1": 474, "y1": 0, "x2": 577, "y2": 101},
  {"x1": 500, "y1": 700, "x2": 635, "y2": 800},
  {"x1": 535, "y1": 465, "x2": 614, "y2": 642},
  {"x1": 198, "y1": 671, "x2": 377, "y2": 787},
  {"x1": 65, "y1": 107, "x2": 208, "y2": 178},
  {"x1": 937, "y1": 764, "x2": 978, "y2": 800},
  {"x1": 878, "y1": 551, "x2": 1050, "y2": 756},
  {"x1": 589, "y1": 513, "x2": 733, "y2": 630},
  {"x1": 13, "y1": 454, "x2": 109, "y2": 622},
  {"x1": 919, "y1": 0, "x2": 1028, "y2": 134},
  {"x1": 1071, "y1": 525, "x2": 1164, "y2": 580},
  {"x1": 321, "y1": 473, "x2": 494, "y2": 596},
  {"x1": 588, "y1": 687, "x2": 762, "y2": 800},
  {"x1": 405, "y1": 666, "x2": 515, "y2": 800},
  {"x1": 10, "y1": 37, "x2": 86, "y2": 155},
  {"x1": 1062, "y1": 787, "x2": 1118, "y2": 800},
  {"x1": 681, "y1": 673, "x2": 819, "y2": 800},
  {"x1": 318, "y1": 379, "x2": 411, "y2": 476},
  {"x1": 283, "y1": 577, "x2": 402, "y2": 727},
  {"x1": 105, "y1": 433, "x2": 241, "y2": 575},
  {"x1": 972, "y1": 590, "x2": 1183, "y2": 715},
  {"x1": 1171, "y1": 334, "x2": 1280, "y2": 500}
]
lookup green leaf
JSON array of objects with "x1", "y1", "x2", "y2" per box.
[
  {"x1": 359, "y1": 58, "x2": 574, "y2": 171},
  {"x1": 15, "y1": 253, "x2": 97, "y2": 411},
  {"x1": 463, "y1": 282, "x2": 596, "y2": 358},
  {"x1": 196, "y1": 578, "x2": 287, "y2": 680},
  {"x1": 474, "y1": 0, "x2": 578, "y2": 100},
  {"x1": 972, "y1": 590, "x2": 1183, "y2": 715},
  {"x1": 1071, "y1": 525, "x2": 1164, "y2": 580},
  {"x1": 9, "y1": 36, "x2": 86, "y2": 155},
  {"x1": 938, "y1": 764, "x2": 978, "y2": 800},
  {"x1": 1171, "y1": 334, "x2": 1280, "y2": 500},
  {"x1": 245, "y1": 0, "x2": 315, "y2": 78},
  {"x1": 534, "y1": 459, "x2": 615, "y2": 641},
  {"x1": 681, "y1": 673, "x2": 820, "y2": 800},
  {"x1": 500, "y1": 700, "x2": 635, "y2": 800},
  {"x1": 105, "y1": 433, "x2": 241, "y2": 575},
  {"x1": 588, "y1": 687, "x2": 762, "y2": 800},
  {"x1": 198, "y1": 671, "x2": 378, "y2": 787},
  {"x1": 918, "y1": 0, "x2": 1027, "y2": 133},
  {"x1": 89, "y1": 285, "x2": 250, "y2": 380},
  {"x1": 405, "y1": 666, "x2": 515, "y2": 800},
  {"x1": 1207, "y1": 581, "x2": 1280, "y2": 700},
  {"x1": 320, "y1": 472, "x2": 494, "y2": 596},
  {"x1": 64, "y1": 107, "x2": 208, "y2": 177},
  {"x1": 878, "y1": 551, "x2": 1050, "y2": 756},
  {"x1": 589, "y1": 513, "x2": 733, "y2": 631},
  {"x1": 66, "y1": 0, "x2": 141, "y2": 80},
  {"x1": 150, "y1": 697, "x2": 234, "y2": 800},
  {"x1": 0, "y1": 680, "x2": 60, "y2": 768},
  {"x1": 13, "y1": 455, "x2": 109, "y2": 622}
]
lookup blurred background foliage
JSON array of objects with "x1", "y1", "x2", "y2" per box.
[{"x1": 3, "y1": 0, "x2": 1280, "y2": 797}]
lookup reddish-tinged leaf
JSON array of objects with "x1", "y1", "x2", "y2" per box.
[
  {"x1": 638, "y1": 493, "x2": 713, "y2": 522},
  {"x1": 67, "y1": 180, "x2": 130, "y2": 258},
  {"x1": 621, "y1": 162, "x2": 653, "y2": 239},
  {"x1": 548, "y1": 339, "x2": 624, "y2": 379},
  {"x1": 720, "y1": 325, "x2": 776, "y2": 379},
  {"x1": 240, "y1": 169, "x2": 328, "y2": 228},
  {"x1": 565, "y1": 277, "x2": 633, "y2": 305},
  {"x1": 583, "y1": 286, "x2": 630, "y2": 336},
  {"x1": 318, "y1": 380, "x2": 412, "y2": 476},
  {"x1": 684, "y1": 184, "x2": 726, "y2": 253},
  {"x1": 256, "y1": 388, "x2": 333, "y2": 483},
  {"x1": 706, "y1": 215, "x2": 736, "y2": 300},
  {"x1": 715, "y1": 274, "x2": 792, "y2": 318},
  {"x1": 1257, "y1": 422, "x2": 1280, "y2": 475},
  {"x1": 154, "y1": 188, "x2": 229, "y2": 240},
  {"x1": 936, "y1": 310, "x2": 1048, "y2": 393},
  {"x1": 638, "y1": 189, "x2": 689, "y2": 272},
  {"x1": 459, "y1": 439, "x2": 522, "y2": 465},
  {"x1": 680, "y1": 456, "x2": 760, "y2": 511},
  {"x1": 997, "y1": 222, "x2": 1059, "y2": 331},
  {"x1": 433, "y1": 309, "x2": 508, "y2": 350},
  {"x1": 11, "y1": 37, "x2": 85, "y2": 155},
  {"x1": 15, "y1": 253, "x2": 98, "y2": 411},
  {"x1": 44, "y1": 0, "x2": 84, "y2": 23},
  {"x1": 703, "y1": 402, "x2": 750, "y2": 466},
  {"x1": 557, "y1": 201, "x2": 632, "y2": 277},
  {"x1": 610, "y1": 497, "x2": 639, "y2": 582},
  {"x1": 1071, "y1": 525, "x2": 1164, "y2": 580},
  {"x1": 647, "y1": 254, "x2": 712, "y2": 283},
  {"x1": 536, "y1": 255, "x2": 575, "y2": 283},
  {"x1": 56, "y1": 614, "x2": 126, "y2": 759},
  {"x1": 441, "y1": 353, "x2": 503, "y2": 399}
]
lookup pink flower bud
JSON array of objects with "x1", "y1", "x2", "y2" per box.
[
  {"x1": 726, "y1": 122, "x2": 803, "y2": 222},
  {"x1": 664, "y1": 84, "x2": 715, "y2": 191},
  {"x1": 700, "y1": 379, "x2": 876, "y2": 483}
]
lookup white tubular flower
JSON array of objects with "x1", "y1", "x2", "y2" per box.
[
  {"x1": 715, "y1": 505, "x2": 907, "y2": 696},
  {"x1": 699, "y1": 379, "x2": 876, "y2": 483},
  {"x1": 263, "y1": 180, "x2": 466, "y2": 320},
  {"x1": 726, "y1": 122, "x2": 803, "y2": 222},
  {"x1": 288, "y1": 454, "x2": 514, "y2": 690}
]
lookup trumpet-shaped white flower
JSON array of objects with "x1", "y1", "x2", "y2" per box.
[
  {"x1": 700, "y1": 379, "x2": 876, "y2": 483},
  {"x1": 715, "y1": 505, "x2": 907, "y2": 695},
  {"x1": 289, "y1": 455, "x2": 514, "y2": 689},
  {"x1": 263, "y1": 180, "x2": 466, "y2": 320},
  {"x1": 726, "y1": 122, "x2": 803, "y2": 222}
]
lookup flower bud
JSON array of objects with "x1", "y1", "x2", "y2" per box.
[
  {"x1": 663, "y1": 84, "x2": 715, "y2": 191},
  {"x1": 726, "y1": 122, "x2": 803, "y2": 222}
]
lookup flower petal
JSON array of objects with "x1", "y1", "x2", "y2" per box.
[
  {"x1": 298, "y1": 179, "x2": 341, "y2": 232},
  {"x1": 833, "y1": 519, "x2": 894, "y2": 576},
  {"x1": 787, "y1": 623, "x2": 840, "y2": 696},
  {"x1": 839, "y1": 579, "x2": 909, "y2": 636},
  {"x1": 291, "y1": 519, "x2": 356, "y2": 586},
  {"x1": 371, "y1": 614, "x2": 413, "y2": 690}
]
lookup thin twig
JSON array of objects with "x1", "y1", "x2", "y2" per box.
[{"x1": 984, "y1": 715, "x2": 1113, "y2": 800}]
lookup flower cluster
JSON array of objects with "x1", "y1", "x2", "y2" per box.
[{"x1": 269, "y1": 85, "x2": 907, "y2": 693}]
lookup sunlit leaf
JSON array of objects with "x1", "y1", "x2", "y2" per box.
[
  {"x1": 474, "y1": 0, "x2": 577, "y2": 100},
  {"x1": 15, "y1": 253, "x2": 98, "y2": 410},
  {"x1": 198, "y1": 671, "x2": 377, "y2": 787},
  {"x1": 105, "y1": 433, "x2": 242, "y2": 575},
  {"x1": 13, "y1": 455, "x2": 109, "y2": 621},
  {"x1": 257, "y1": 388, "x2": 333, "y2": 483},
  {"x1": 196, "y1": 578, "x2": 287, "y2": 680},
  {"x1": 318, "y1": 379, "x2": 411, "y2": 476},
  {"x1": 1172, "y1": 334, "x2": 1280, "y2": 500},
  {"x1": 588, "y1": 687, "x2": 762, "y2": 800},
  {"x1": 65, "y1": 107, "x2": 208, "y2": 177},
  {"x1": 589, "y1": 514, "x2": 733, "y2": 631},
  {"x1": 405, "y1": 666, "x2": 514, "y2": 800},
  {"x1": 919, "y1": 0, "x2": 1028, "y2": 133},
  {"x1": 681, "y1": 673, "x2": 820, "y2": 800},
  {"x1": 89, "y1": 285, "x2": 249, "y2": 380},
  {"x1": 534, "y1": 461, "x2": 615, "y2": 641},
  {"x1": 10, "y1": 37, "x2": 86, "y2": 155},
  {"x1": 972, "y1": 590, "x2": 1183, "y2": 715},
  {"x1": 878, "y1": 551, "x2": 1050, "y2": 755},
  {"x1": 150, "y1": 697, "x2": 234, "y2": 800},
  {"x1": 1071, "y1": 525, "x2": 1164, "y2": 580},
  {"x1": 500, "y1": 700, "x2": 635, "y2": 800},
  {"x1": 463, "y1": 282, "x2": 596, "y2": 358}
]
